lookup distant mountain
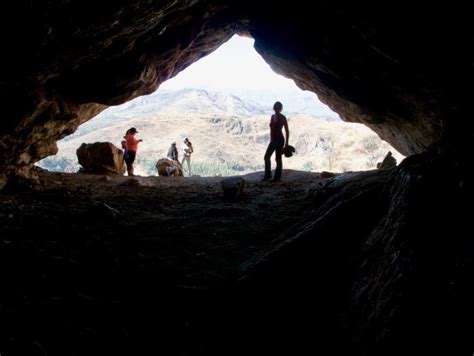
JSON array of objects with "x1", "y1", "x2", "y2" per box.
[
  {"x1": 66, "y1": 88, "x2": 339, "y2": 142},
  {"x1": 106, "y1": 88, "x2": 268, "y2": 117},
  {"x1": 225, "y1": 89, "x2": 340, "y2": 120},
  {"x1": 66, "y1": 89, "x2": 269, "y2": 141}
]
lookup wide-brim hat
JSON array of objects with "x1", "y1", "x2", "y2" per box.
[{"x1": 283, "y1": 145, "x2": 296, "y2": 158}]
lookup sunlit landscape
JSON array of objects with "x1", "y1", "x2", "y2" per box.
[{"x1": 38, "y1": 36, "x2": 403, "y2": 176}]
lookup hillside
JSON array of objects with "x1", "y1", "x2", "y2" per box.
[
  {"x1": 39, "y1": 117, "x2": 404, "y2": 177},
  {"x1": 38, "y1": 89, "x2": 404, "y2": 176},
  {"x1": 105, "y1": 88, "x2": 268, "y2": 117}
]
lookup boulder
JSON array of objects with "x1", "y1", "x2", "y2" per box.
[
  {"x1": 155, "y1": 158, "x2": 183, "y2": 177},
  {"x1": 221, "y1": 177, "x2": 246, "y2": 201},
  {"x1": 377, "y1": 151, "x2": 397, "y2": 169},
  {"x1": 76, "y1": 142, "x2": 126, "y2": 175}
]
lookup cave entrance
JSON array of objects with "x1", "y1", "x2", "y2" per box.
[{"x1": 38, "y1": 35, "x2": 403, "y2": 177}]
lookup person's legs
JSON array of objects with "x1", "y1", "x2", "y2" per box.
[
  {"x1": 264, "y1": 142, "x2": 276, "y2": 179},
  {"x1": 124, "y1": 158, "x2": 129, "y2": 175},
  {"x1": 127, "y1": 151, "x2": 136, "y2": 176},
  {"x1": 125, "y1": 157, "x2": 132, "y2": 176},
  {"x1": 181, "y1": 157, "x2": 187, "y2": 175},
  {"x1": 182, "y1": 156, "x2": 190, "y2": 176},
  {"x1": 273, "y1": 140, "x2": 284, "y2": 181}
]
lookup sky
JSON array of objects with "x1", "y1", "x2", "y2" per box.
[
  {"x1": 160, "y1": 35, "x2": 301, "y2": 92},
  {"x1": 157, "y1": 35, "x2": 338, "y2": 118}
]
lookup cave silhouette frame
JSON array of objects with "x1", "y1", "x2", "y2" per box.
[{"x1": 53, "y1": 34, "x2": 394, "y2": 178}]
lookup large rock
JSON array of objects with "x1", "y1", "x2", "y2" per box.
[
  {"x1": 377, "y1": 151, "x2": 397, "y2": 169},
  {"x1": 76, "y1": 142, "x2": 126, "y2": 175},
  {"x1": 155, "y1": 158, "x2": 183, "y2": 177}
]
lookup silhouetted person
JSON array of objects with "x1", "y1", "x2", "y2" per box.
[
  {"x1": 124, "y1": 127, "x2": 142, "y2": 176},
  {"x1": 181, "y1": 137, "x2": 193, "y2": 176},
  {"x1": 167, "y1": 141, "x2": 179, "y2": 162},
  {"x1": 263, "y1": 101, "x2": 290, "y2": 182}
]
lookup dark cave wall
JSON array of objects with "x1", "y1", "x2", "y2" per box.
[
  {"x1": 1, "y1": 2, "x2": 474, "y2": 355},
  {"x1": 246, "y1": 1, "x2": 474, "y2": 155}
]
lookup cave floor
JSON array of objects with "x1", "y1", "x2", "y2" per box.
[
  {"x1": 0, "y1": 169, "x2": 325, "y2": 287},
  {"x1": 0, "y1": 169, "x2": 327, "y2": 355}
]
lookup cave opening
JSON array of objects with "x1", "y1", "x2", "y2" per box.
[
  {"x1": 2, "y1": 2, "x2": 473, "y2": 355},
  {"x1": 1, "y1": 33, "x2": 408, "y2": 355},
  {"x1": 37, "y1": 35, "x2": 403, "y2": 178}
]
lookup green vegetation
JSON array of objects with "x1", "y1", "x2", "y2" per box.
[
  {"x1": 134, "y1": 156, "x2": 242, "y2": 177},
  {"x1": 36, "y1": 155, "x2": 245, "y2": 177},
  {"x1": 188, "y1": 161, "x2": 241, "y2": 177},
  {"x1": 37, "y1": 157, "x2": 79, "y2": 173}
]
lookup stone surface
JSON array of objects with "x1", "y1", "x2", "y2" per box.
[
  {"x1": 1, "y1": 1, "x2": 473, "y2": 178},
  {"x1": 237, "y1": 142, "x2": 474, "y2": 355},
  {"x1": 0, "y1": 174, "x2": 7, "y2": 191},
  {"x1": 76, "y1": 142, "x2": 126, "y2": 175},
  {"x1": 1, "y1": 3, "x2": 474, "y2": 355},
  {"x1": 377, "y1": 151, "x2": 397, "y2": 169},
  {"x1": 221, "y1": 177, "x2": 245, "y2": 201},
  {"x1": 156, "y1": 158, "x2": 184, "y2": 177}
]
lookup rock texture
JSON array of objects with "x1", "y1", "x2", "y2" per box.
[
  {"x1": 0, "y1": 174, "x2": 7, "y2": 191},
  {"x1": 377, "y1": 151, "x2": 397, "y2": 169},
  {"x1": 1, "y1": 1, "x2": 473, "y2": 178},
  {"x1": 1, "y1": 2, "x2": 474, "y2": 355},
  {"x1": 156, "y1": 158, "x2": 184, "y2": 177},
  {"x1": 236, "y1": 143, "x2": 474, "y2": 355},
  {"x1": 221, "y1": 176, "x2": 246, "y2": 201},
  {"x1": 77, "y1": 142, "x2": 126, "y2": 175}
]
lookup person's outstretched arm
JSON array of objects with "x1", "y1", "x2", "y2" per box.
[{"x1": 283, "y1": 116, "x2": 290, "y2": 147}]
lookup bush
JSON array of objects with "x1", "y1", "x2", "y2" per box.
[
  {"x1": 36, "y1": 156, "x2": 79, "y2": 173},
  {"x1": 184, "y1": 161, "x2": 240, "y2": 177},
  {"x1": 132, "y1": 156, "x2": 242, "y2": 177}
]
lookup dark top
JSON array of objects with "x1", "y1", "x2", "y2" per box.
[
  {"x1": 167, "y1": 145, "x2": 178, "y2": 161},
  {"x1": 270, "y1": 114, "x2": 286, "y2": 142}
]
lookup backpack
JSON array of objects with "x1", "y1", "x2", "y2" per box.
[{"x1": 121, "y1": 140, "x2": 129, "y2": 160}]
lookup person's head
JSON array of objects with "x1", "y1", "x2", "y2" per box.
[
  {"x1": 273, "y1": 101, "x2": 283, "y2": 113},
  {"x1": 183, "y1": 137, "x2": 189, "y2": 144},
  {"x1": 129, "y1": 127, "x2": 138, "y2": 135},
  {"x1": 171, "y1": 140, "x2": 176, "y2": 146}
]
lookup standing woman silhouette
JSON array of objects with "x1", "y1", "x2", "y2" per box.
[
  {"x1": 123, "y1": 127, "x2": 143, "y2": 176},
  {"x1": 263, "y1": 101, "x2": 290, "y2": 182}
]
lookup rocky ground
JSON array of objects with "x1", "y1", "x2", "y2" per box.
[
  {"x1": 3, "y1": 147, "x2": 473, "y2": 356},
  {"x1": 0, "y1": 168, "x2": 329, "y2": 355}
]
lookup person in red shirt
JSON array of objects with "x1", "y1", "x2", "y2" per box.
[
  {"x1": 123, "y1": 127, "x2": 142, "y2": 176},
  {"x1": 263, "y1": 102, "x2": 290, "y2": 182}
]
